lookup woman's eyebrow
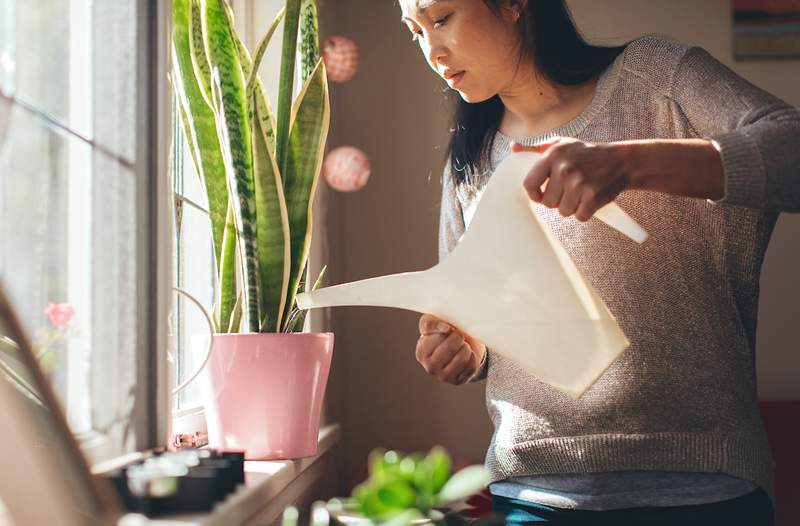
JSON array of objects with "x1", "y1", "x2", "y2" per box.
[{"x1": 400, "y1": 0, "x2": 443, "y2": 23}]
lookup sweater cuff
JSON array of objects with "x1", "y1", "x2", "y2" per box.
[
  {"x1": 466, "y1": 347, "x2": 489, "y2": 384},
  {"x1": 707, "y1": 130, "x2": 767, "y2": 208}
]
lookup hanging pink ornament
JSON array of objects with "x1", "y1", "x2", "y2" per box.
[
  {"x1": 323, "y1": 146, "x2": 370, "y2": 192},
  {"x1": 322, "y1": 35, "x2": 359, "y2": 83}
]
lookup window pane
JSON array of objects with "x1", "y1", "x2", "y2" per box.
[
  {"x1": 0, "y1": 0, "x2": 146, "y2": 462},
  {"x1": 173, "y1": 197, "x2": 214, "y2": 410},
  {"x1": 2, "y1": 1, "x2": 88, "y2": 138}
]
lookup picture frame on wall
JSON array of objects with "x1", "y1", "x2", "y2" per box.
[{"x1": 733, "y1": 0, "x2": 800, "y2": 60}]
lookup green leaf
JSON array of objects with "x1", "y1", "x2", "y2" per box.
[
  {"x1": 377, "y1": 480, "x2": 416, "y2": 509},
  {"x1": 399, "y1": 454, "x2": 421, "y2": 484},
  {"x1": 171, "y1": 0, "x2": 229, "y2": 317},
  {"x1": 204, "y1": 0, "x2": 260, "y2": 331},
  {"x1": 189, "y1": 0, "x2": 214, "y2": 108},
  {"x1": 276, "y1": 0, "x2": 302, "y2": 178},
  {"x1": 246, "y1": 6, "x2": 286, "y2": 94},
  {"x1": 286, "y1": 263, "x2": 327, "y2": 332},
  {"x1": 426, "y1": 446, "x2": 452, "y2": 494},
  {"x1": 413, "y1": 454, "x2": 434, "y2": 497},
  {"x1": 311, "y1": 264, "x2": 327, "y2": 291},
  {"x1": 435, "y1": 465, "x2": 490, "y2": 505},
  {"x1": 299, "y1": 0, "x2": 320, "y2": 83},
  {"x1": 250, "y1": 88, "x2": 290, "y2": 332},
  {"x1": 361, "y1": 488, "x2": 394, "y2": 519},
  {"x1": 226, "y1": 291, "x2": 243, "y2": 333},
  {"x1": 227, "y1": 1, "x2": 281, "y2": 157},
  {"x1": 280, "y1": 58, "x2": 330, "y2": 331},
  {"x1": 368, "y1": 448, "x2": 389, "y2": 478},
  {"x1": 217, "y1": 203, "x2": 237, "y2": 331}
]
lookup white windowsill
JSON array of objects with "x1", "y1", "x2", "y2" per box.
[{"x1": 118, "y1": 423, "x2": 341, "y2": 526}]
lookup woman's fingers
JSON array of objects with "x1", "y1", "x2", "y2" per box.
[
  {"x1": 416, "y1": 331, "x2": 474, "y2": 384},
  {"x1": 522, "y1": 157, "x2": 551, "y2": 203},
  {"x1": 440, "y1": 345, "x2": 474, "y2": 383},
  {"x1": 558, "y1": 175, "x2": 582, "y2": 217},
  {"x1": 418, "y1": 313, "x2": 452, "y2": 336},
  {"x1": 426, "y1": 331, "x2": 465, "y2": 372},
  {"x1": 416, "y1": 314, "x2": 484, "y2": 385},
  {"x1": 455, "y1": 352, "x2": 480, "y2": 385}
]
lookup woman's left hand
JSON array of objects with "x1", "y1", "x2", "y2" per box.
[{"x1": 512, "y1": 138, "x2": 633, "y2": 222}]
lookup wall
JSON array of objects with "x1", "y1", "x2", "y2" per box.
[{"x1": 319, "y1": 0, "x2": 800, "y2": 490}]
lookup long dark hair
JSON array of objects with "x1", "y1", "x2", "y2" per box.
[{"x1": 447, "y1": 0, "x2": 628, "y2": 186}]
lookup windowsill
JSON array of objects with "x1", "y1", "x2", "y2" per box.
[{"x1": 117, "y1": 423, "x2": 341, "y2": 526}]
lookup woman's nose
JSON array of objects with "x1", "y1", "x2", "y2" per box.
[{"x1": 423, "y1": 40, "x2": 448, "y2": 74}]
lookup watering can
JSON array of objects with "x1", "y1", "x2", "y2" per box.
[{"x1": 296, "y1": 151, "x2": 648, "y2": 398}]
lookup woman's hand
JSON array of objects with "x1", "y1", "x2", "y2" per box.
[
  {"x1": 512, "y1": 138, "x2": 633, "y2": 222},
  {"x1": 416, "y1": 314, "x2": 486, "y2": 385}
]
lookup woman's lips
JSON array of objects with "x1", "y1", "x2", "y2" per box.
[{"x1": 447, "y1": 71, "x2": 466, "y2": 87}]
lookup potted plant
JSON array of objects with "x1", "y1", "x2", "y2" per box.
[
  {"x1": 280, "y1": 447, "x2": 504, "y2": 525},
  {"x1": 171, "y1": 0, "x2": 332, "y2": 460}
]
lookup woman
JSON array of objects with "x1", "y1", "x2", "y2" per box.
[{"x1": 401, "y1": 0, "x2": 800, "y2": 524}]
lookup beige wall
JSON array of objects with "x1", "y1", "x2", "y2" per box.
[{"x1": 321, "y1": 0, "x2": 800, "y2": 490}]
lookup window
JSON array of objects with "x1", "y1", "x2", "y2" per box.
[{"x1": 0, "y1": 0, "x2": 168, "y2": 463}]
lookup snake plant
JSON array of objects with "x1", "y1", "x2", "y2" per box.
[{"x1": 172, "y1": 0, "x2": 329, "y2": 333}]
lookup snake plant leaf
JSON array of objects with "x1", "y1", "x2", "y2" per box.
[
  {"x1": 171, "y1": 0, "x2": 228, "y2": 277},
  {"x1": 251, "y1": 88, "x2": 291, "y2": 332},
  {"x1": 226, "y1": 291, "x2": 243, "y2": 333},
  {"x1": 299, "y1": 0, "x2": 320, "y2": 83},
  {"x1": 218, "y1": 203, "x2": 237, "y2": 332},
  {"x1": 229, "y1": 2, "x2": 291, "y2": 332},
  {"x1": 276, "y1": 0, "x2": 302, "y2": 179},
  {"x1": 286, "y1": 263, "x2": 326, "y2": 332},
  {"x1": 225, "y1": 1, "x2": 281, "y2": 156},
  {"x1": 280, "y1": 58, "x2": 330, "y2": 331},
  {"x1": 246, "y1": 6, "x2": 285, "y2": 95},
  {"x1": 203, "y1": 0, "x2": 260, "y2": 332},
  {"x1": 189, "y1": 0, "x2": 214, "y2": 108}
]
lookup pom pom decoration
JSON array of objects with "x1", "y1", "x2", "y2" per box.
[
  {"x1": 322, "y1": 35, "x2": 359, "y2": 83},
  {"x1": 323, "y1": 146, "x2": 371, "y2": 192}
]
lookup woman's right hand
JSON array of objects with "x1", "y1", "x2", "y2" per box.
[{"x1": 416, "y1": 314, "x2": 486, "y2": 385}]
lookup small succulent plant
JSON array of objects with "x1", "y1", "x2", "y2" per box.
[{"x1": 281, "y1": 446, "x2": 505, "y2": 526}]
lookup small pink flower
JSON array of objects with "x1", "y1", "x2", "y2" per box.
[{"x1": 44, "y1": 303, "x2": 75, "y2": 327}]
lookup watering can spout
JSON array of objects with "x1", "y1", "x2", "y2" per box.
[{"x1": 296, "y1": 271, "x2": 431, "y2": 313}]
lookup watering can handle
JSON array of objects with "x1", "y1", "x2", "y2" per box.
[{"x1": 171, "y1": 287, "x2": 215, "y2": 395}]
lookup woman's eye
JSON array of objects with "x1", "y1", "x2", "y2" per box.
[
  {"x1": 433, "y1": 15, "x2": 450, "y2": 29},
  {"x1": 410, "y1": 15, "x2": 450, "y2": 42}
]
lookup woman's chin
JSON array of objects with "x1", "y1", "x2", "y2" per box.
[{"x1": 456, "y1": 89, "x2": 494, "y2": 104}]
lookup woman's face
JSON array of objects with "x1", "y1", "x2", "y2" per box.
[{"x1": 399, "y1": 0, "x2": 524, "y2": 103}]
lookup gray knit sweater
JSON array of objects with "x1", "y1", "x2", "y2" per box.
[{"x1": 438, "y1": 35, "x2": 800, "y2": 504}]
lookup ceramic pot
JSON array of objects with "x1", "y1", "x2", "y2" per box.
[{"x1": 194, "y1": 332, "x2": 334, "y2": 460}]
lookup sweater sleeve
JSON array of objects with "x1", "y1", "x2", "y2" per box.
[
  {"x1": 669, "y1": 46, "x2": 800, "y2": 212},
  {"x1": 438, "y1": 162, "x2": 489, "y2": 383}
]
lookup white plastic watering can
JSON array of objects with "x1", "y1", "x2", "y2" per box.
[{"x1": 296, "y1": 151, "x2": 648, "y2": 398}]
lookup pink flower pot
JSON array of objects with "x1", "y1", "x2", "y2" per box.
[{"x1": 197, "y1": 332, "x2": 334, "y2": 460}]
